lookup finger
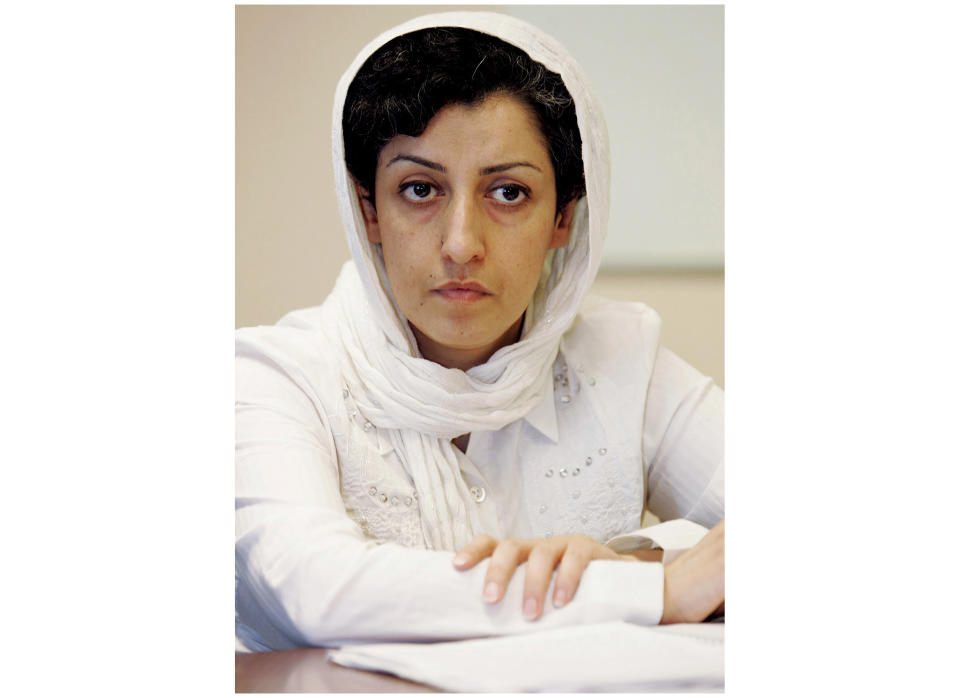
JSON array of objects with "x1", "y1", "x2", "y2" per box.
[
  {"x1": 552, "y1": 539, "x2": 594, "y2": 608},
  {"x1": 451, "y1": 534, "x2": 498, "y2": 570},
  {"x1": 483, "y1": 539, "x2": 533, "y2": 605},
  {"x1": 522, "y1": 539, "x2": 565, "y2": 620}
]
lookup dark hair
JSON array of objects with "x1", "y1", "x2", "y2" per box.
[{"x1": 343, "y1": 27, "x2": 585, "y2": 212}]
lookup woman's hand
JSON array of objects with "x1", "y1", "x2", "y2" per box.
[
  {"x1": 452, "y1": 533, "x2": 631, "y2": 620},
  {"x1": 661, "y1": 518, "x2": 724, "y2": 624}
]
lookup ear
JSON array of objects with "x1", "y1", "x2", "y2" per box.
[
  {"x1": 549, "y1": 199, "x2": 577, "y2": 249},
  {"x1": 355, "y1": 184, "x2": 381, "y2": 243}
]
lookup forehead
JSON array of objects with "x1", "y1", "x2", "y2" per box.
[{"x1": 378, "y1": 93, "x2": 550, "y2": 168}]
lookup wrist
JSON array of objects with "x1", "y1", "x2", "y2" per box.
[
  {"x1": 660, "y1": 565, "x2": 676, "y2": 624},
  {"x1": 620, "y1": 549, "x2": 664, "y2": 562}
]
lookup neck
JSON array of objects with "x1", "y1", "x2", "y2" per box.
[{"x1": 412, "y1": 316, "x2": 524, "y2": 371}]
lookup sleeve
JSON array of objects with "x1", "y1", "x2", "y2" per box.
[
  {"x1": 236, "y1": 352, "x2": 666, "y2": 650},
  {"x1": 641, "y1": 346, "x2": 724, "y2": 527}
]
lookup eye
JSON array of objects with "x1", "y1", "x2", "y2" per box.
[
  {"x1": 489, "y1": 184, "x2": 530, "y2": 205},
  {"x1": 399, "y1": 181, "x2": 441, "y2": 203}
]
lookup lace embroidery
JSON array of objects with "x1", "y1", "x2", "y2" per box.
[{"x1": 332, "y1": 412, "x2": 426, "y2": 549}]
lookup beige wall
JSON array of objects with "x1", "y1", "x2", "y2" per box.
[{"x1": 236, "y1": 5, "x2": 723, "y2": 388}]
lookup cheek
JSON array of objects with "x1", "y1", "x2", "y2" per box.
[
  {"x1": 383, "y1": 244, "x2": 415, "y2": 291},
  {"x1": 498, "y1": 244, "x2": 550, "y2": 307},
  {"x1": 379, "y1": 226, "x2": 433, "y2": 302},
  {"x1": 502, "y1": 224, "x2": 555, "y2": 276}
]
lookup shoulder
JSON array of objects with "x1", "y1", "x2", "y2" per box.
[
  {"x1": 575, "y1": 295, "x2": 662, "y2": 331},
  {"x1": 565, "y1": 295, "x2": 662, "y2": 369},
  {"x1": 235, "y1": 303, "x2": 342, "y2": 410},
  {"x1": 235, "y1": 302, "x2": 335, "y2": 360}
]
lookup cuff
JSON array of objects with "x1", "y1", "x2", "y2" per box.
[
  {"x1": 573, "y1": 559, "x2": 664, "y2": 626},
  {"x1": 604, "y1": 519, "x2": 709, "y2": 554}
]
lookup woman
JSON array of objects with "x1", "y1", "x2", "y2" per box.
[{"x1": 236, "y1": 12, "x2": 723, "y2": 652}]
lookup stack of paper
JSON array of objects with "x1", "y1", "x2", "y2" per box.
[{"x1": 330, "y1": 621, "x2": 723, "y2": 692}]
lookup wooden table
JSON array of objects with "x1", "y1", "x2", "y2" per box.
[{"x1": 236, "y1": 648, "x2": 438, "y2": 693}]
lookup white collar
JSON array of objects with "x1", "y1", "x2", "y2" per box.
[{"x1": 524, "y1": 366, "x2": 560, "y2": 444}]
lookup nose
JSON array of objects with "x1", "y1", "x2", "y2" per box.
[{"x1": 440, "y1": 195, "x2": 485, "y2": 265}]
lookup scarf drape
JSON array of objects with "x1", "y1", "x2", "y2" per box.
[{"x1": 322, "y1": 12, "x2": 610, "y2": 550}]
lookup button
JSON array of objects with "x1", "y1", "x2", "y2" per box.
[{"x1": 470, "y1": 486, "x2": 486, "y2": 503}]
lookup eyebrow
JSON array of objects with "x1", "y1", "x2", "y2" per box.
[
  {"x1": 385, "y1": 154, "x2": 445, "y2": 172},
  {"x1": 479, "y1": 161, "x2": 542, "y2": 175},
  {"x1": 385, "y1": 153, "x2": 542, "y2": 176}
]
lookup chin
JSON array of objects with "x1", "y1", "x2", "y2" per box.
[
  {"x1": 417, "y1": 322, "x2": 503, "y2": 348},
  {"x1": 432, "y1": 331, "x2": 498, "y2": 351}
]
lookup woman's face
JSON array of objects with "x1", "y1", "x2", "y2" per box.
[{"x1": 358, "y1": 93, "x2": 575, "y2": 371}]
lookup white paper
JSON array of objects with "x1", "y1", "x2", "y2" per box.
[{"x1": 329, "y1": 621, "x2": 723, "y2": 692}]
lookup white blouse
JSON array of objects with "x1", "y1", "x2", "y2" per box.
[{"x1": 235, "y1": 297, "x2": 723, "y2": 651}]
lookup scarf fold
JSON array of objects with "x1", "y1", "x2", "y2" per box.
[{"x1": 328, "y1": 262, "x2": 560, "y2": 549}]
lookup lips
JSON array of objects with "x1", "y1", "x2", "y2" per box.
[{"x1": 432, "y1": 280, "x2": 492, "y2": 303}]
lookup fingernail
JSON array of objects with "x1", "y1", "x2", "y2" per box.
[
  {"x1": 483, "y1": 582, "x2": 500, "y2": 603},
  {"x1": 523, "y1": 597, "x2": 539, "y2": 620},
  {"x1": 452, "y1": 553, "x2": 468, "y2": 567},
  {"x1": 553, "y1": 588, "x2": 568, "y2": 607}
]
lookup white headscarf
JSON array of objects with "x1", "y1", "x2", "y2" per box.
[{"x1": 253, "y1": 12, "x2": 610, "y2": 551}]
